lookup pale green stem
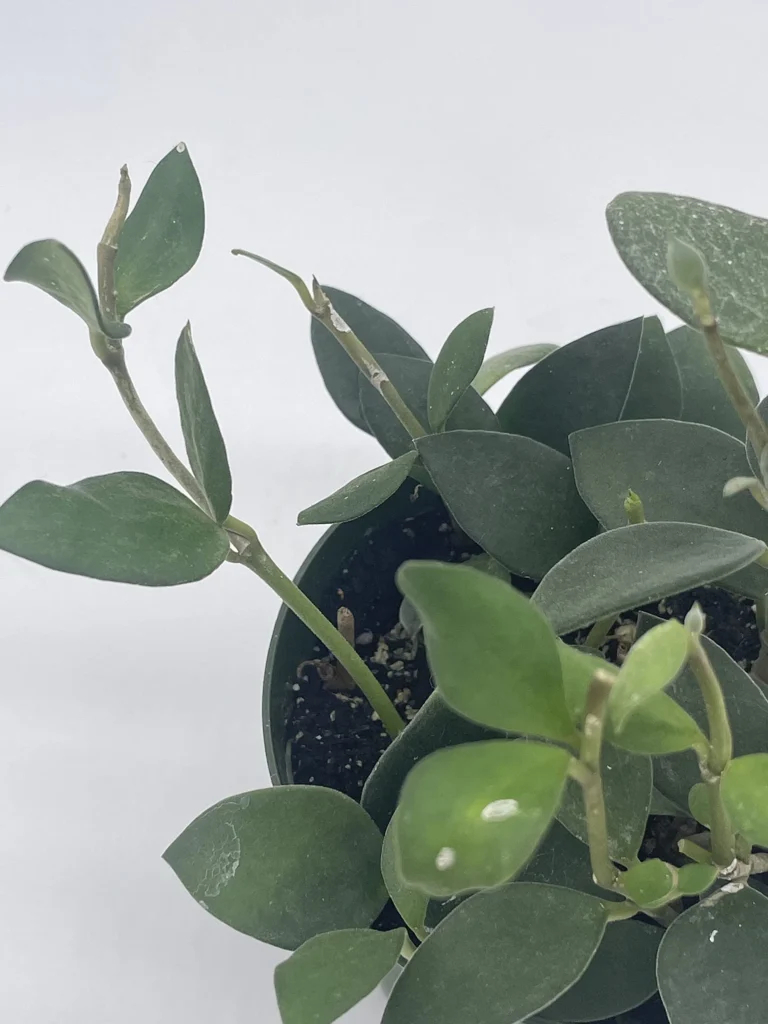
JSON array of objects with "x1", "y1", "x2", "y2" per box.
[
  {"x1": 700, "y1": 318, "x2": 768, "y2": 460},
  {"x1": 97, "y1": 164, "x2": 131, "y2": 319}
]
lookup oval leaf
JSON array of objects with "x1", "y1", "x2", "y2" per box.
[
  {"x1": 531, "y1": 522, "x2": 767, "y2": 635},
  {"x1": 175, "y1": 323, "x2": 232, "y2": 523},
  {"x1": 382, "y1": 814, "x2": 428, "y2": 937},
  {"x1": 688, "y1": 781, "x2": 712, "y2": 827},
  {"x1": 397, "y1": 561, "x2": 577, "y2": 743},
  {"x1": 428, "y1": 308, "x2": 494, "y2": 430},
  {"x1": 609, "y1": 619, "x2": 689, "y2": 731},
  {"x1": 0, "y1": 472, "x2": 229, "y2": 585},
  {"x1": 676, "y1": 862, "x2": 718, "y2": 896},
  {"x1": 163, "y1": 786, "x2": 387, "y2": 950},
  {"x1": 721, "y1": 753, "x2": 768, "y2": 845},
  {"x1": 472, "y1": 343, "x2": 558, "y2": 396},
  {"x1": 298, "y1": 451, "x2": 418, "y2": 526},
  {"x1": 619, "y1": 859, "x2": 677, "y2": 909},
  {"x1": 274, "y1": 927, "x2": 404, "y2": 1024},
  {"x1": 114, "y1": 143, "x2": 204, "y2": 316},
  {"x1": 382, "y1": 884, "x2": 607, "y2": 1024},
  {"x1": 417, "y1": 430, "x2": 596, "y2": 580}
]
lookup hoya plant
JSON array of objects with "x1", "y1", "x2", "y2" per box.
[{"x1": 4, "y1": 145, "x2": 768, "y2": 1024}]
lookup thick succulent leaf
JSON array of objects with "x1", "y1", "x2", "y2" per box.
[
  {"x1": 609, "y1": 619, "x2": 688, "y2": 731},
  {"x1": 361, "y1": 690, "x2": 501, "y2": 833},
  {"x1": 114, "y1": 143, "x2": 204, "y2": 315},
  {"x1": 175, "y1": 323, "x2": 232, "y2": 523},
  {"x1": 298, "y1": 451, "x2": 418, "y2": 526},
  {"x1": 163, "y1": 787, "x2": 387, "y2": 950},
  {"x1": 538, "y1": 919, "x2": 662, "y2": 1023},
  {"x1": 417, "y1": 430, "x2": 596, "y2": 580},
  {"x1": 472, "y1": 343, "x2": 558, "y2": 395},
  {"x1": 569, "y1": 418, "x2": 768, "y2": 598},
  {"x1": 607, "y1": 191, "x2": 768, "y2": 354},
  {"x1": 657, "y1": 885, "x2": 768, "y2": 1022},
  {"x1": 721, "y1": 753, "x2": 768, "y2": 845},
  {"x1": 531, "y1": 522, "x2": 767, "y2": 635},
  {"x1": 667, "y1": 325, "x2": 758, "y2": 438},
  {"x1": 395, "y1": 740, "x2": 571, "y2": 897},
  {"x1": 274, "y1": 927, "x2": 404, "y2": 1024},
  {"x1": 428, "y1": 308, "x2": 494, "y2": 430},
  {"x1": 688, "y1": 781, "x2": 712, "y2": 827},
  {"x1": 0, "y1": 472, "x2": 230, "y2": 585},
  {"x1": 381, "y1": 814, "x2": 428, "y2": 936},
  {"x1": 619, "y1": 859, "x2": 677, "y2": 908},
  {"x1": 4, "y1": 239, "x2": 130, "y2": 339},
  {"x1": 397, "y1": 561, "x2": 577, "y2": 743},
  {"x1": 311, "y1": 287, "x2": 428, "y2": 433},
  {"x1": 557, "y1": 743, "x2": 652, "y2": 865},
  {"x1": 383, "y1": 884, "x2": 607, "y2": 1024},
  {"x1": 361, "y1": 355, "x2": 497, "y2": 458},
  {"x1": 497, "y1": 316, "x2": 680, "y2": 455},
  {"x1": 677, "y1": 863, "x2": 718, "y2": 896}
]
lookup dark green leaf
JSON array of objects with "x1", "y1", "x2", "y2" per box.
[
  {"x1": 538, "y1": 919, "x2": 662, "y2": 1023},
  {"x1": 532, "y1": 523, "x2": 766, "y2": 635},
  {"x1": 311, "y1": 287, "x2": 428, "y2": 433},
  {"x1": 397, "y1": 561, "x2": 577, "y2": 743},
  {"x1": 472, "y1": 343, "x2": 558, "y2": 395},
  {"x1": 428, "y1": 308, "x2": 494, "y2": 430},
  {"x1": 748, "y1": 394, "x2": 768, "y2": 480},
  {"x1": 382, "y1": 884, "x2": 607, "y2": 1024},
  {"x1": 382, "y1": 814, "x2": 428, "y2": 936},
  {"x1": 497, "y1": 316, "x2": 680, "y2": 455},
  {"x1": 115, "y1": 143, "x2": 204, "y2": 316},
  {"x1": 676, "y1": 863, "x2": 718, "y2": 896},
  {"x1": 395, "y1": 740, "x2": 571, "y2": 896},
  {"x1": 163, "y1": 786, "x2": 387, "y2": 950},
  {"x1": 417, "y1": 430, "x2": 596, "y2": 580},
  {"x1": 298, "y1": 451, "x2": 418, "y2": 526},
  {"x1": 667, "y1": 325, "x2": 758, "y2": 438},
  {"x1": 619, "y1": 859, "x2": 676, "y2": 908},
  {"x1": 0, "y1": 472, "x2": 229, "y2": 585},
  {"x1": 517, "y1": 820, "x2": 622, "y2": 901},
  {"x1": 175, "y1": 323, "x2": 232, "y2": 523},
  {"x1": 657, "y1": 885, "x2": 768, "y2": 1022},
  {"x1": 274, "y1": 927, "x2": 404, "y2": 1024},
  {"x1": 607, "y1": 191, "x2": 768, "y2": 354},
  {"x1": 650, "y1": 786, "x2": 687, "y2": 816},
  {"x1": 4, "y1": 239, "x2": 130, "y2": 339},
  {"x1": 609, "y1": 619, "x2": 688, "y2": 731},
  {"x1": 722, "y1": 753, "x2": 768, "y2": 845}
]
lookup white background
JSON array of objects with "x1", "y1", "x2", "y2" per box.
[{"x1": 2, "y1": 1, "x2": 768, "y2": 1020}]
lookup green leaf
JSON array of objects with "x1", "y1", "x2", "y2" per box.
[
  {"x1": 531, "y1": 522, "x2": 767, "y2": 635},
  {"x1": 657, "y1": 885, "x2": 768, "y2": 1022},
  {"x1": 569, "y1": 418, "x2": 768, "y2": 599},
  {"x1": 722, "y1": 753, "x2": 768, "y2": 845},
  {"x1": 382, "y1": 884, "x2": 607, "y2": 1024},
  {"x1": 619, "y1": 859, "x2": 677, "y2": 909},
  {"x1": 607, "y1": 191, "x2": 768, "y2": 354},
  {"x1": 0, "y1": 472, "x2": 229, "y2": 586},
  {"x1": 497, "y1": 316, "x2": 680, "y2": 455},
  {"x1": 274, "y1": 927, "x2": 404, "y2": 1024},
  {"x1": 175, "y1": 323, "x2": 232, "y2": 523},
  {"x1": 428, "y1": 308, "x2": 494, "y2": 430},
  {"x1": 298, "y1": 451, "x2": 418, "y2": 526},
  {"x1": 4, "y1": 239, "x2": 131, "y2": 339},
  {"x1": 381, "y1": 814, "x2": 428, "y2": 936},
  {"x1": 688, "y1": 781, "x2": 711, "y2": 827},
  {"x1": 472, "y1": 343, "x2": 558, "y2": 395},
  {"x1": 361, "y1": 355, "x2": 497, "y2": 458},
  {"x1": 667, "y1": 325, "x2": 758, "y2": 438},
  {"x1": 748, "y1": 394, "x2": 768, "y2": 480},
  {"x1": 416, "y1": 430, "x2": 596, "y2": 580},
  {"x1": 163, "y1": 786, "x2": 387, "y2": 950},
  {"x1": 538, "y1": 919, "x2": 662, "y2": 1023},
  {"x1": 394, "y1": 740, "x2": 571, "y2": 897},
  {"x1": 650, "y1": 786, "x2": 687, "y2": 815},
  {"x1": 114, "y1": 143, "x2": 204, "y2": 316},
  {"x1": 557, "y1": 743, "x2": 652, "y2": 865},
  {"x1": 609, "y1": 619, "x2": 688, "y2": 731},
  {"x1": 397, "y1": 561, "x2": 577, "y2": 742},
  {"x1": 676, "y1": 862, "x2": 718, "y2": 896},
  {"x1": 517, "y1": 820, "x2": 622, "y2": 901}
]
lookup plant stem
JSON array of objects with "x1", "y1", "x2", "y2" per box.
[
  {"x1": 97, "y1": 164, "x2": 131, "y2": 320},
  {"x1": 700, "y1": 318, "x2": 768, "y2": 459},
  {"x1": 583, "y1": 614, "x2": 615, "y2": 651}
]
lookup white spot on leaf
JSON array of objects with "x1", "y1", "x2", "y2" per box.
[
  {"x1": 435, "y1": 847, "x2": 456, "y2": 871},
  {"x1": 481, "y1": 799, "x2": 520, "y2": 822}
]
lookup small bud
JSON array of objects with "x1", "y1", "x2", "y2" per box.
[
  {"x1": 685, "y1": 602, "x2": 706, "y2": 635},
  {"x1": 624, "y1": 488, "x2": 646, "y2": 525},
  {"x1": 667, "y1": 236, "x2": 709, "y2": 295}
]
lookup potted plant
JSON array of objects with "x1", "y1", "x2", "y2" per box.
[{"x1": 4, "y1": 144, "x2": 768, "y2": 1024}]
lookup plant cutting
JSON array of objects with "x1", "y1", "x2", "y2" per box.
[{"x1": 5, "y1": 144, "x2": 768, "y2": 1023}]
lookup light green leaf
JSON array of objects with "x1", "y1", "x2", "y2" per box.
[
  {"x1": 619, "y1": 859, "x2": 677, "y2": 909},
  {"x1": 381, "y1": 814, "x2": 428, "y2": 936},
  {"x1": 114, "y1": 143, "x2": 204, "y2": 316},
  {"x1": 298, "y1": 451, "x2": 418, "y2": 526},
  {"x1": 472, "y1": 343, "x2": 558, "y2": 395},
  {"x1": 688, "y1": 781, "x2": 711, "y2": 827},
  {"x1": 4, "y1": 239, "x2": 131, "y2": 339},
  {"x1": 163, "y1": 786, "x2": 387, "y2": 951},
  {"x1": 395, "y1": 740, "x2": 571, "y2": 897},
  {"x1": 657, "y1": 885, "x2": 768, "y2": 1022},
  {"x1": 417, "y1": 430, "x2": 596, "y2": 580},
  {"x1": 0, "y1": 472, "x2": 229, "y2": 586},
  {"x1": 607, "y1": 191, "x2": 768, "y2": 354},
  {"x1": 532, "y1": 522, "x2": 767, "y2": 635},
  {"x1": 175, "y1": 323, "x2": 232, "y2": 523},
  {"x1": 382, "y1": 884, "x2": 607, "y2": 1024},
  {"x1": 274, "y1": 927, "x2": 404, "y2": 1024},
  {"x1": 428, "y1": 308, "x2": 494, "y2": 430},
  {"x1": 609, "y1": 619, "x2": 689, "y2": 731},
  {"x1": 397, "y1": 561, "x2": 577, "y2": 743},
  {"x1": 721, "y1": 753, "x2": 768, "y2": 845},
  {"x1": 676, "y1": 862, "x2": 718, "y2": 896}
]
